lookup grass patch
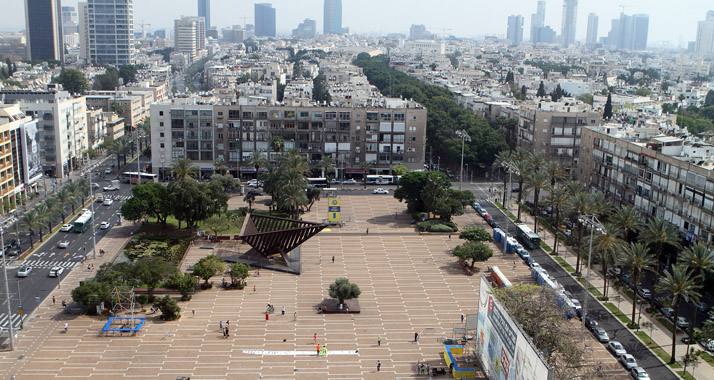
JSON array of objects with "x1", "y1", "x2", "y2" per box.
[
  {"x1": 541, "y1": 242, "x2": 553, "y2": 253},
  {"x1": 656, "y1": 317, "x2": 675, "y2": 334},
  {"x1": 676, "y1": 371, "x2": 696, "y2": 380},
  {"x1": 124, "y1": 234, "x2": 192, "y2": 264},
  {"x1": 698, "y1": 351, "x2": 714, "y2": 365},
  {"x1": 605, "y1": 302, "x2": 632, "y2": 324},
  {"x1": 555, "y1": 256, "x2": 576, "y2": 274},
  {"x1": 495, "y1": 202, "x2": 517, "y2": 221},
  {"x1": 578, "y1": 277, "x2": 603, "y2": 297}
]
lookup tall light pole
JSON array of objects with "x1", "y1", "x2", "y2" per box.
[
  {"x1": 465, "y1": 164, "x2": 469, "y2": 184},
  {"x1": 136, "y1": 129, "x2": 141, "y2": 184},
  {"x1": 455, "y1": 130, "x2": 471, "y2": 191},
  {"x1": 579, "y1": 214, "x2": 605, "y2": 343},
  {"x1": 1, "y1": 227, "x2": 15, "y2": 350},
  {"x1": 86, "y1": 169, "x2": 98, "y2": 260}
]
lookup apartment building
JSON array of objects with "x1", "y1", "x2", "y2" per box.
[
  {"x1": 579, "y1": 124, "x2": 714, "y2": 243},
  {"x1": 150, "y1": 101, "x2": 427, "y2": 180},
  {"x1": 0, "y1": 89, "x2": 88, "y2": 179},
  {"x1": 517, "y1": 99, "x2": 600, "y2": 177},
  {"x1": 0, "y1": 104, "x2": 43, "y2": 210},
  {"x1": 85, "y1": 90, "x2": 153, "y2": 128}
]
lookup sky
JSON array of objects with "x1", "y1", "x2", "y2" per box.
[{"x1": 4, "y1": 0, "x2": 713, "y2": 47}]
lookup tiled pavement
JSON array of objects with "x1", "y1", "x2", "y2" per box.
[{"x1": 0, "y1": 194, "x2": 627, "y2": 379}]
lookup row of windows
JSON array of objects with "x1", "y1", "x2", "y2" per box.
[{"x1": 222, "y1": 109, "x2": 409, "y2": 121}]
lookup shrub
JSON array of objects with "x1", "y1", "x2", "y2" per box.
[
  {"x1": 154, "y1": 295, "x2": 181, "y2": 320},
  {"x1": 416, "y1": 219, "x2": 457, "y2": 232},
  {"x1": 429, "y1": 224, "x2": 457, "y2": 232}
]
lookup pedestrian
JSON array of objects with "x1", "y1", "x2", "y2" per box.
[
  {"x1": 377, "y1": 336, "x2": 381, "y2": 346},
  {"x1": 219, "y1": 321, "x2": 223, "y2": 331},
  {"x1": 317, "y1": 344, "x2": 320, "y2": 356},
  {"x1": 427, "y1": 363, "x2": 430, "y2": 375},
  {"x1": 226, "y1": 320, "x2": 230, "y2": 327},
  {"x1": 314, "y1": 333, "x2": 317, "y2": 343},
  {"x1": 449, "y1": 233, "x2": 451, "y2": 239},
  {"x1": 366, "y1": 228, "x2": 369, "y2": 235},
  {"x1": 256, "y1": 269, "x2": 260, "y2": 276},
  {"x1": 282, "y1": 306, "x2": 285, "y2": 315},
  {"x1": 332, "y1": 256, "x2": 335, "y2": 263},
  {"x1": 416, "y1": 360, "x2": 420, "y2": 374},
  {"x1": 377, "y1": 360, "x2": 381, "y2": 372},
  {"x1": 52, "y1": 295, "x2": 56, "y2": 305},
  {"x1": 221, "y1": 278, "x2": 225, "y2": 287},
  {"x1": 513, "y1": 261, "x2": 517, "y2": 270},
  {"x1": 294, "y1": 311, "x2": 297, "y2": 321},
  {"x1": 225, "y1": 326, "x2": 229, "y2": 338},
  {"x1": 319, "y1": 256, "x2": 322, "y2": 264},
  {"x1": 253, "y1": 285, "x2": 256, "y2": 292},
  {"x1": 64, "y1": 322, "x2": 68, "y2": 332},
  {"x1": 461, "y1": 314, "x2": 464, "y2": 323},
  {"x1": 222, "y1": 328, "x2": 226, "y2": 338},
  {"x1": 192, "y1": 309, "x2": 195, "y2": 317},
  {"x1": 414, "y1": 332, "x2": 419, "y2": 342},
  {"x1": 62, "y1": 300, "x2": 67, "y2": 307}
]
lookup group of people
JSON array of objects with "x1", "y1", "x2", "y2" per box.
[
  {"x1": 265, "y1": 304, "x2": 275, "y2": 314},
  {"x1": 219, "y1": 320, "x2": 230, "y2": 338}
]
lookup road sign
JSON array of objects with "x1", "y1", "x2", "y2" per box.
[
  {"x1": 328, "y1": 198, "x2": 341, "y2": 224},
  {"x1": 18, "y1": 305, "x2": 23, "y2": 314},
  {"x1": 35, "y1": 296, "x2": 40, "y2": 303}
]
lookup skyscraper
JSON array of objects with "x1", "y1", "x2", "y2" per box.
[
  {"x1": 255, "y1": 3, "x2": 276, "y2": 37},
  {"x1": 630, "y1": 14, "x2": 649, "y2": 50},
  {"x1": 586, "y1": 13, "x2": 598, "y2": 45},
  {"x1": 85, "y1": 0, "x2": 135, "y2": 65},
  {"x1": 24, "y1": 0, "x2": 63, "y2": 61},
  {"x1": 606, "y1": 13, "x2": 649, "y2": 51},
  {"x1": 61, "y1": 6, "x2": 79, "y2": 36},
  {"x1": 696, "y1": 11, "x2": 714, "y2": 54},
  {"x1": 324, "y1": 0, "x2": 346, "y2": 35},
  {"x1": 561, "y1": 0, "x2": 578, "y2": 47},
  {"x1": 530, "y1": 0, "x2": 546, "y2": 42},
  {"x1": 198, "y1": 0, "x2": 210, "y2": 29},
  {"x1": 507, "y1": 15, "x2": 524, "y2": 46},
  {"x1": 292, "y1": 19, "x2": 316, "y2": 39},
  {"x1": 175, "y1": 16, "x2": 206, "y2": 62}
]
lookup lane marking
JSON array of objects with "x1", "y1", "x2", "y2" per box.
[{"x1": 242, "y1": 349, "x2": 359, "y2": 356}]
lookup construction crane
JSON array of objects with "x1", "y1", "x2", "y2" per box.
[
  {"x1": 441, "y1": 28, "x2": 452, "y2": 40},
  {"x1": 138, "y1": 19, "x2": 151, "y2": 39}
]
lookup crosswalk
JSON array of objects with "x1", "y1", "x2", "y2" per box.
[
  {"x1": 17, "y1": 260, "x2": 80, "y2": 269},
  {"x1": 98, "y1": 195, "x2": 131, "y2": 202},
  {"x1": 0, "y1": 313, "x2": 26, "y2": 332}
]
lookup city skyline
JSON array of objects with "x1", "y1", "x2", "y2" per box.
[{"x1": 2, "y1": 0, "x2": 713, "y2": 46}]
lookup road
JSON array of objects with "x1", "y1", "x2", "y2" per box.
[
  {"x1": 0, "y1": 160, "x2": 133, "y2": 335},
  {"x1": 464, "y1": 181, "x2": 678, "y2": 380}
]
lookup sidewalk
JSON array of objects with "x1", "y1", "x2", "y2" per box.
[{"x1": 506, "y1": 202, "x2": 712, "y2": 380}]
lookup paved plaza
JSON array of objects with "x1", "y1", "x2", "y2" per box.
[{"x1": 0, "y1": 193, "x2": 627, "y2": 379}]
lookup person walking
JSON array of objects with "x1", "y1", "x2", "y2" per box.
[
  {"x1": 282, "y1": 306, "x2": 285, "y2": 315},
  {"x1": 427, "y1": 363, "x2": 431, "y2": 375},
  {"x1": 461, "y1": 314, "x2": 464, "y2": 323},
  {"x1": 366, "y1": 228, "x2": 369, "y2": 235},
  {"x1": 414, "y1": 332, "x2": 419, "y2": 342},
  {"x1": 377, "y1": 336, "x2": 381, "y2": 346},
  {"x1": 219, "y1": 321, "x2": 223, "y2": 331},
  {"x1": 52, "y1": 296, "x2": 56, "y2": 305},
  {"x1": 253, "y1": 285, "x2": 256, "y2": 293},
  {"x1": 316, "y1": 344, "x2": 320, "y2": 356},
  {"x1": 64, "y1": 322, "x2": 68, "y2": 332},
  {"x1": 319, "y1": 256, "x2": 322, "y2": 264},
  {"x1": 294, "y1": 311, "x2": 297, "y2": 321},
  {"x1": 225, "y1": 326, "x2": 229, "y2": 338},
  {"x1": 377, "y1": 360, "x2": 381, "y2": 372},
  {"x1": 192, "y1": 309, "x2": 195, "y2": 317},
  {"x1": 332, "y1": 256, "x2": 335, "y2": 263},
  {"x1": 314, "y1": 333, "x2": 317, "y2": 343}
]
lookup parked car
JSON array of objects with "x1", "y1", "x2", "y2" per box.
[
  {"x1": 103, "y1": 186, "x2": 119, "y2": 192},
  {"x1": 484, "y1": 215, "x2": 494, "y2": 224},
  {"x1": 516, "y1": 248, "x2": 530, "y2": 259},
  {"x1": 661, "y1": 308, "x2": 675, "y2": 319},
  {"x1": 676, "y1": 317, "x2": 690, "y2": 328},
  {"x1": 478, "y1": 209, "x2": 489, "y2": 217},
  {"x1": 620, "y1": 354, "x2": 637, "y2": 370},
  {"x1": 585, "y1": 315, "x2": 599, "y2": 331},
  {"x1": 512, "y1": 187, "x2": 521, "y2": 193},
  {"x1": 104, "y1": 168, "x2": 113, "y2": 175},
  {"x1": 525, "y1": 256, "x2": 536, "y2": 266},
  {"x1": 7, "y1": 248, "x2": 20, "y2": 256},
  {"x1": 704, "y1": 339, "x2": 714, "y2": 352},
  {"x1": 247, "y1": 189, "x2": 263, "y2": 196},
  {"x1": 48, "y1": 267, "x2": 64, "y2": 277},
  {"x1": 17, "y1": 267, "x2": 31, "y2": 277},
  {"x1": 57, "y1": 240, "x2": 70, "y2": 248},
  {"x1": 343, "y1": 179, "x2": 357, "y2": 185},
  {"x1": 491, "y1": 222, "x2": 502, "y2": 230},
  {"x1": 100, "y1": 222, "x2": 111, "y2": 230},
  {"x1": 372, "y1": 188, "x2": 389, "y2": 194},
  {"x1": 571, "y1": 299, "x2": 582, "y2": 309},
  {"x1": 621, "y1": 274, "x2": 633, "y2": 287},
  {"x1": 524, "y1": 201, "x2": 534, "y2": 208},
  {"x1": 330, "y1": 179, "x2": 340, "y2": 184},
  {"x1": 608, "y1": 341, "x2": 626, "y2": 357},
  {"x1": 630, "y1": 367, "x2": 650, "y2": 380},
  {"x1": 609, "y1": 267, "x2": 622, "y2": 277},
  {"x1": 681, "y1": 336, "x2": 696, "y2": 344},
  {"x1": 103, "y1": 199, "x2": 114, "y2": 206},
  {"x1": 472, "y1": 202, "x2": 481, "y2": 211},
  {"x1": 530, "y1": 262, "x2": 542, "y2": 271},
  {"x1": 60, "y1": 224, "x2": 73, "y2": 232},
  {"x1": 592, "y1": 326, "x2": 610, "y2": 343},
  {"x1": 637, "y1": 288, "x2": 652, "y2": 299},
  {"x1": 91, "y1": 183, "x2": 100, "y2": 189},
  {"x1": 697, "y1": 302, "x2": 709, "y2": 313}
]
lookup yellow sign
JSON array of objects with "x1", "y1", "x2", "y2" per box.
[{"x1": 328, "y1": 198, "x2": 341, "y2": 223}]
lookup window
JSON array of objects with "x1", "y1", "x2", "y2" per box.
[
  {"x1": 160, "y1": 143, "x2": 165, "y2": 148},
  {"x1": 380, "y1": 113, "x2": 392, "y2": 121},
  {"x1": 159, "y1": 111, "x2": 164, "y2": 116},
  {"x1": 366, "y1": 112, "x2": 378, "y2": 121},
  {"x1": 394, "y1": 113, "x2": 405, "y2": 121},
  {"x1": 159, "y1": 121, "x2": 164, "y2": 126},
  {"x1": 257, "y1": 111, "x2": 268, "y2": 119},
  {"x1": 325, "y1": 111, "x2": 337, "y2": 120},
  {"x1": 228, "y1": 110, "x2": 240, "y2": 119},
  {"x1": 171, "y1": 119, "x2": 184, "y2": 129},
  {"x1": 160, "y1": 132, "x2": 164, "y2": 137},
  {"x1": 242, "y1": 111, "x2": 253, "y2": 119},
  {"x1": 339, "y1": 112, "x2": 351, "y2": 121},
  {"x1": 284, "y1": 110, "x2": 296, "y2": 118},
  {"x1": 269, "y1": 110, "x2": 281, "y2": 119}
]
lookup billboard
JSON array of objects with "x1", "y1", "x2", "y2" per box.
[
  {"x1": 477, "y1": 275, "x2": 552, "y2": 380},
  {"x1": 20, "y1": 120, "x2": 42, "y2": 184}
]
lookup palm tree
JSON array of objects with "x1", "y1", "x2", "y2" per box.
[
  {"x1": 545, "y1": 185, "x2": 569, "y2": 255},
  {"x1": 528, "y1": 152, "x2": 547, "y2": 173},
  {"x1": 40, "y1": 199, "x2": 60, "y2": 232},
  {"x1": 107, "y1": 138, "x2": 128, "y2": 168},
  {"x1": 640, "y1": 218, "x2": 682, "y2": 278},
  {"x1": 494, "y1": 150, "x2": 514, "y2": 206},
  {"x1": 617, "y1": 242, "x2": 657, "y2": 325},
  {"x1": 33, "y1": 202, "x2": 50, "y2": 239},
  {"x1": 514, "y1": 158, "x2": 531, "y2": 221},
  {"x1": 65, "y1": 182, "x2": 79, "y2": 214},
  {"x1": 214, "y1": 158, "x2": 228, "y2": 175},
  {"x1": 681, "y1": 242, "x2": 714, "y2": 280},
  {"x1": 545, "y1": 161, "x2": 566, "y2": 187},
  {"x1": 611, "y1": 205, "x2": 643, "y2": 243},
  {"x1": 523, "y1": 169, "x2": 548, "y2": 232},
  {"x1": 591, "y1": 193, "x2": 613, "y2": 219},
  {"x1": 171, "y1": 158, "x2": 199, "y2": 181},
  {"x1": 269, "y1": 135, "x2": 285, "y2": 157},
  {"x1": 246, "y1": 151, "x2": 268, "y2": 179},
  {"x1": 54, "y1": 189, "x2": 72, "y2": 222},
  {"x1": 19, "y1": 210, "x2": 41, "y2": 248},
  {"x1": 567, "y1": 191, "x2": 593, "y2": 273},
  {"x1": 590, "y1": 222, "x2": 624, "y2": 297},
  {"x1": 318, "y1": 155, "x2": 336, "y2": 179},
  {"x1": 243, "y1": 192, "x2": 256, "y2": 212},
  {"x1": 655, "y1": 265, "x2": 701, "y2": 364},
  {"x1": 360, "y1": 161, "x2": 372, "y2": 189}
]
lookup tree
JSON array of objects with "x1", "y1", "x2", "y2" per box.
[
  {"x1": 568, "y1": 191, "x2": 593, "y2": 274},
  {"x1": 611, "y1": 205, "x2": 642, "y2": 243},
  {"x1": 269, "y1": 135, "x2": 285, "y2": 157},
  {"x1": 524, "y1": 169, "x2": 548, "y2": 232},
  {"x1": 550, "y1": 84, "x2": 568, "y2": 101},
  {"x1": 154, "y1": 295, "x2": 181, "y2": 321},
  {"x1": 243, "y1": 192, "x2": 256, "y2": 211},
  {"x1": 453, "y1": 241, "x2": 493, "y2": 269},
  {"x1": 174, "y1": 273, "x2": 197, "y2": 301},
  {"x1": 360, "y1": 161, "x2": 371, "y2": 189},
  {"x1": 639, "y1": 218, "x2": 682, "y2": 278},
  {"x1": 536, "y1": 81, "x2": 546, "y2": 97},
  {"x1": 120, "y1": 182, "x2": 171, "y2": 223},
  {"x1": 306, "y1": 187, "x2": 321, "y2": 211},
  {"x1": 662, "y1": 103, "x2": 677, "y2": 114},
  {"x1": 656, "y1": 265, "x2": 701, "y2": 364},
  {"x1": 576, "y1": 93, "x2": 593, "y2": 105},
  {"x1": 545, "y1": 185, "x2": 568, "y2": 255},
  {"x1": 54, "y1": 188, "x2": 72, "y2": 222},
  {"x1": 19, "y1": 209, "x2": 41, "y2": 248},
  {"x1": 192, "y1": 255, "x2": 226, "y2": 286},
  {"x1": 203, "y1": 215, "x2": 232, "y2": 237},
  {"x1": 392, "y1": 163, "x2": 407, "y2": 186},
  {"x1": 681, "y1": 242, "x2": 714, "y2": 281},
  {"x1": 617, "y1": 242, "x2": 657, "y2": 325},
  {"x1": 328, "y1": 278, "x2": 361, "y2": 306},
  {"x1": 589, "y1": 222, "x2": 623, "y2": 297},
  {"x1": 168, "y1": 180, "x2": 212, "y2": 228},
  {"x1": 504, "y1": 71, "x2": 514, "y2": 84},
  {"x1": 458, "y1": 226, "x2": 492, "y2": 242},
  {"x1": 705, "y1": 89, "x2": 714, "y2": 107},
  {"x1": 312, "y1": 71, "x2": 332, "y2": 103},
  {"x1": 603, "y1": 93, "x2": 613, "y2": 119},
  {"x1": 133, "y1": 256, "x2": 176, "y2": 301},
  {"x1": 71, "y1": 280, "x2": 113, "y2": 311},
  {"x1": 118, "y1": 64, "x2": 138, "y2": 84},
  {"x1": 110, "y1": 102, "x2": 124, "y2": 116},
  {"x1": 494, "y1": 150, "x2": 514, "y2": 206},
  {"x1": 318, "y1": 155, "x2": 336, "y2": 179},
  {"x1": 228, "y1": 263, "x2": 250, "y2": 286},
  {"x1": 246, "y1": 151, "x2": 267, "y2": 176},
  {"x1": 57, "y1": 68, "x2": 88, "y2": 94},
  {"x1": 171, "y1": 158, "x2": 198, "y2": 181},
  {"x1": 93, "y1": 66, "x2": 120, "y2": 90}
]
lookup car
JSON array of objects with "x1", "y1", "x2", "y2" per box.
[
  {"x1": 585, "y1": 315, "x2": 599, "y2": 331},
  {"x1": 343, "y1": 179, "x2": 357, "y2": 185},
  {"x1": 60, "y1": 224, "x2": 73, "y2": 232},
  {"x1": 104, "y1": 168, "x2": 113, "y2": 175},
  {"x1": 57, "y1": 240, "x2": 70, "y2": 248},
  {"x1": 472, "y1": 202, "x2": 481, "y2": 211},
  {"x1": 491, "y1": 222, "x2": 502, "y2": 230},
  {"x1": 484, "y1": 214, "x2": 494, "y2": 224},
  {"x1": 100, "y1": 222, "x2": 111, "y2": 230},
  {"x1": 661, "y1": 308, "x2": 675, "y2": 319},
  {"x1": 96, "y1": 194, "x2": 104, "y2": 202},
  {"x1": 697, "y1": 302, "x2": 709, "y2": 312},
  {"x1": 619, "y1": 354, "x2": 637, "y2": 370},
  {"x1": 525, "y1": 256, "x2": 535, "y2": 266},
  {"x1": 607, "y1": 341, "x2": 627, "y2": 357},
  {"x1": 676, "y1": 317, "x2": 690, "y2": 328},
  {"x1": 17, "y1": 267, "x2": 31, "y2": 277},
  {"x1": 512, "y1": 187, "x2": 521, "y2": 192},
  {"x1": 48, "y1": 267, "x2": 64, "y2": 277},
  {"x1": 621, "y1": 274, "x2": 633, "y2": 287},
  {"x1": 478, "y1": 209, "x2": 489, "y2": 217},
  {"x1": 245, "y1": 189, "x2": 262, "y2": 196},
  {"x1": 609, "y1": 267, "x2": 622, "y2": 277},
  {"x1": 7, "y1": 248, "x2": 20, "y2": 256},
  {"x1": 705, "y1": 339, "x2": 714, "y2": 352},
  {"x1": 330, "y1": 179, "x2": 340, "y2": 184},
  {"x1": 524, "y1": 200, "x2": 534, "y2": 208},
  {"x1": 592, "y1": 326, "x2": 610, "y2": 343},
  {"x1": 91, "y1": 183, "x2": 100, "y2": 189},
  {"x1": 630, "y1": 367, "x2": 650, "y2": 380},
  {"x1": 373, "y1": 188, "x2": 389, "y2": 194},
  {"x1": 638, "y1": 288, "x2": 652, "y2": 299},
  {"x1": 517, "y1": 248, "x2": 530, "y2": 259},
  {"x1": 530, "y1": 262, "x2": 542, "y2": 271},
  {"x1": 103, "y1": 199, "x2": 114, "y2": 206},
  {"x1": 103, "y1": 186, "x2": 119, "y2": 191},
  {"x1": 571, "y1": 299, "x2": 582, "y2": 309},
  {"x1": 681, "y1": 336, "x2": 696, "y2": 344}
]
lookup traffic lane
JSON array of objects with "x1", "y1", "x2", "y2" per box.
[
  {"x1": 2, "y1": 265, "x2": 70, "y2": 321},
  {"x1": 484, "y1": 201, "x2": 677, "y2": 380},
  {"x1": 637, "y1": 271, "x2": 709, "y2": 329}
]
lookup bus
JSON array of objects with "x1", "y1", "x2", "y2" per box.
[
  {"x1": 307, "y1": 178, "x2": 328, "y2": 188},
  {"x1": 365, "y1": 175, "x2": 402, "y2": 185},
  {"x1": 74, "y1": 210, "x2": 94, "y2": 233},
  {"x1": 490, "y1": 266, "x2": 512, "y2": 288},
  {"x1": 516, "y1": 223, "x2": 541, "y2": 249},
  {"x1": 120, "y1": 172, "x2": 158, "y2": 184}
]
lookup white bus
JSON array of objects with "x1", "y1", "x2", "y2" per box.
[
  {"x1": 120, "y1": 172, "x2": 158, "y2": 184},
  {"x1": 365, "y1": 175, "x2": 402, "y2": 185},
  {"x1": 306, "y1": 178, "x2": 328, "y2": 188},
  {"x1": 74, "y1": 211, "x2": 94, "y2": 233}
]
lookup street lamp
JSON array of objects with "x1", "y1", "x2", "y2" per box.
[
  {"x1": 1, "y1": 226, "x2": 15, "y2": 350},
  {"x1": 465, "y1": 163, "x2": 469, "y2": 184},
  {"x1": 579, "y1": 214, "x2": 606, "y2": 343},
  {"x1": 503, "y1": 162, "x2": 519, "y2": 210},
  {"x1": 455, "y1": 130, "x2": 471, "y2": 191},
  {"x1": 85, "y1": 169, "x2": 98, "y2": 260}
]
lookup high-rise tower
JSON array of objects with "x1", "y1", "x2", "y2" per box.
[
  {"x1": 530, "y1": 0, "x2": 546, "y2": 42},
  {"x1": 85, "y1": 0, "x2": 135, "y2": 65},
  {"x1": 507, "y1": 15, "x2": 524, "y2": 46},
  {"x1": 696, "y1": 11, "x2": 714, "y2": 53},
  {"x1": 586, "y1": 13, "x2": 598, "y2": 45},
  {"x1": 24, "y1": 0, "x2": 63, "y2": 61},
  {"x1": 324, "y1": 0, "x2": 346, "y2": 35},
  {"x1": 255, "y1": 3, "x2": 276, "y2": 37},
  {"x1": 561, "y1": 0, "x2": 578, "y2": 47},
  {"x1": 198, "y1": 0, "x2": 210, "y2": 29}
]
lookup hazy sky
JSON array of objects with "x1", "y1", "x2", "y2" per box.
[{"x1": 4, "y1": 0, "x2": 713, "y2": 46}]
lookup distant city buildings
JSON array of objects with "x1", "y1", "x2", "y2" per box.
[
  {"x1": 533, "y1": 26, "x2": 556, "y2": 44},
  {"x1": 323, "y1": 0, "x2": 347, "y2": 35},
  {"x1": 586, "y1": 13, "x2": 598, "y2": 45},
  {"x1": 293, "y1": 19, "x2": 317, "y2": 39},
  {"x1": 606, "y1": 13, "x2": 649, "y2": 51},
  {"x1": 696, "y1": 10, "x2": 714, "y2": 54},
  {"x1": 561, "y1": 0, "x2": 578, "y2": 47},
  {"x1": 255, "y1": 3, "x2": 276, "y2": 37},
  {"x1": 409, "y1": 24, "x2": 435, "y2": 40},
  {"x1": 507, "y1": 15, "x2": 523, "y2": 46},
  {"x1": 24, "y1": 0, "x2": 63, "y2": 61},
  {"x1": 198, "y1": 0, "x2": 210, "y2": 29},
  {"x1": 174, "y1": 16, "x2": 207, "y2": 63},
  {"x1": 82, "y1": 0, "x2": 135, "y2": 65},
  {"x1": 530, "y1": 0, "x2": 546, "y2": 42}
]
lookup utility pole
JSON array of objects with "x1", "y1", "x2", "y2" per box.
[
  {"x1": 579, "y1": 215, "x2": 606, "y2": 343},
  {"x1": 136, "y1": 129, "x2": 141, "y2": 184},
  {"x1": 87, "y1": 168, "x2": 98, "y2": 260},
  {"x1": 1, "y1": 227, "x2": 15, "y2": 350}
]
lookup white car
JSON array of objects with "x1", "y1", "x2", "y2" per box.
[
  {"x1": 48, "y1": 267, "x2": 64, "y2": 277},
  {"x1": 103, "y1": 199, "x2": 114, "y2": 206},
  {"x1": 630, "y1": 367, "x2": 650, "y2": 380},
  {"x1": 104, "y1": 168, "x2": 113, "y2": 175},
  {"x1": 96, "y1": 194, "x2": 104, "y2": 202},
  {"x1": 60, "y1": 224, "x2": 73, "y2": 232},
  {"x1": 373, "y1": 188, "x2": 389, "y2": 194},
  {"x1": 607, "y1": 341, "x2": 626, "y2": 357},
  {"x1": 17, "y1": 267, "x2": 31, "y2": 277},
  {"x1": 58, "y1": 240, "x2": 70, "y2": 248},
  {"x1": 676, "y1": 316, "x2": 690, "y2": 328},
  {"x1": 343, "y1": 179, "x2": 357, "y2": 185},
  {"x1": 100, "y1": 222, "x2": 111, "y2": 230},
  {"x1": 619, "y1": 354, "x2": 637, "y2": 370},
  {"x1": 103, "y1": 186, "x2": 119, "y2": 192}
]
